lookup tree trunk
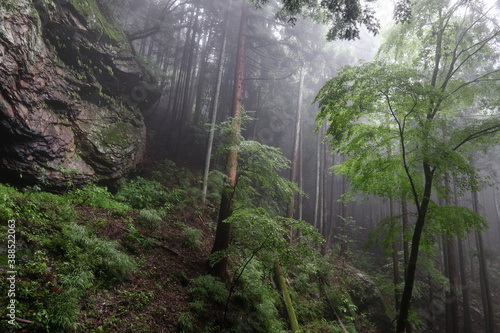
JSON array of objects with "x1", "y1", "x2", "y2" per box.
[
  {"x1": 443, "y1": 175, "x2": 459, "y2": 333},
  {"x1": 275, "y1": 261, "x2": 300, "y2": 332},
  {"x1": 286, "y1": 64, "x2": 305, "y2": 221},
  {"x1": 401, "y1": 198, "x2": 409, "y2": 276},
  {"x1": 493, "y1": 188, "x2": 500, "y2": 245},
  {"x1": 201, "y1": 0, "x2": 231, "y2": 205},
  {"x1": 391, "y1": 198, "x2": 401, "y2": 311},
  {"x1": 458, "y1": 236, "x2": 472, "y2": 333},
  {"x1": 313, "y1": 129, "x2": 321, "y2": 229},
  {"x1": 396, "y1": 163, "x2": 434, "y2": 333},
  {"x1": 472, "y1": 189, "x2": 495, "y2": 333},
  {"x1": 175, "y1": 7, "x2": 200, "y2": 157},
  {"x1": 207, "y1": 0, "x2": 248, "y2": 283}
]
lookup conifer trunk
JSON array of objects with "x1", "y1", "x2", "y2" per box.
[
  {"x1": 201, "y1": 0, "x2": 231, "y2": 205},
  {"x1": 472, "y1": 189, "x2": 495, "y2": 333},
  {"x1": 443, "y1": 175, "x2": 459, "y2": 333},
  {"x1": 391, "y1": 198, "x2": 401, "y2": 311},
  {"x1": 208, "y1": 0, "x2": 248, "y2": 283}
]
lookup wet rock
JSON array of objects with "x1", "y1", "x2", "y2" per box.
[
  {"x1": 0, "y1": 0, "x2": 160, "y2": 189},
  {"x1": 346, "y1": 269, "x2": 394, "y2": 333}
]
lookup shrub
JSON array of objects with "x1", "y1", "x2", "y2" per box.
[
  {"x1": 190, "y1": 275, "x2": 228, "y2": 305},
  {"x1": 138, "y1": 208, "x2": 164, "y2": 231},
  {"x1": 181, "y1": 227, "x2": 203, "y2": 250},
  {"x1": 70, "y1": 184, "x2": 131, "y2": 216},
  {"x1": 63, "y1": 223, "x2": 136, "y2": 284},
  {"x1": 115, "y1": 177, "x2": 170, "y2": 209},
  {"x1": 152, "y1": 159, "x2": 191, "y2": 187}
]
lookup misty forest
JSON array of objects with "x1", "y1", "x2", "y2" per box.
[{"x1": 1, "y1": 0, "x2": 500, "y2": 332}]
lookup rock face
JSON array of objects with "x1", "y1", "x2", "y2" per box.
[
  {"x1": 0, "y1": 0, "x2": 159, "y2": 189},
  {"x1": 346, "y1": 269, "x2": 394, "y2": 333}
]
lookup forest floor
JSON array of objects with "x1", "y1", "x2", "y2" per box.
[{"x1": 76, "y1": 203, "x2": 216, "y2": 332}]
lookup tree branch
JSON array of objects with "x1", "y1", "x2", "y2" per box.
[{"x1": 452, "y1": 123, "x2": 500, "y2": 151}]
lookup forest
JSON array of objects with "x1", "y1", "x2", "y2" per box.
[{"x1": 0, "y1": 0, "x2": 499, "y2": 332}]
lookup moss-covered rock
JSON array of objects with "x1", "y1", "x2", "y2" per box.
[{"x1": 0, "y1": 0, "x2": 160, "y2": 189}]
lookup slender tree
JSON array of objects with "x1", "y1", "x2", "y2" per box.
[
  {"x1": 202, "y1": 0, "x2": 232, "y2": 205},
  {"x1": 315, "y1": 2, "x2": 500, "y2": 331}
]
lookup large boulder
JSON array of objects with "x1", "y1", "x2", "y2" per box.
[
  {"x1": 346, "y1": 268, "x2": 394, "y2": 333},
  {"x1": 0, "y1": 0, "x2": 159, "y2": 189}
]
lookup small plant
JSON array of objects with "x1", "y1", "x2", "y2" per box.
[
  {"x1": 181, "y1": 227, "x2": 202, "y2": 250},
  {"x1": 190, "y1": 275, "x2": 228, "y2": 305},
  {"x1": 152, "y1": 159, "x2": 191, "y2": 186},
  {"x1": 178, "y1": 311, "x2": 195, "y2": 333},
  {"x1": 71, "y1": 184, "x2": 131, "y2": 216},
  {"x1": 137, "y1": 208, "x2": 163, "y2": 231},
  {"x1": 115, "y1": 177, "x2": 170, "y2": 209}
]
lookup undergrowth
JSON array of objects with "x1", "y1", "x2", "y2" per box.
[{"x1": 0, "y1": 156, "x2": 390, "y2": 333}]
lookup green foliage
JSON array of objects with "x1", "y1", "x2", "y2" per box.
[
  {"x1": 190, "y1": 275, "x2": 228, "y2": 305},
  {"x1": 68, "y1": 0, "x2": 127, "y2": 44},
  {"x1": 71, "y1": 184, "x2": 131, "y2": 216},
  {"x1": 219, "y1": 208, "x2": 321, "y2": 271},
  {"x1": 63, "y1": 223, "x2": 136, "y2": 284},
  {"x1": 205, "y1": 170, "x2": 227, "y2": 204},
  {"x1": 219, "y1": 139, "x2": 299, "y2": 214},
  {"x1": 116, "y1": 177, "x2": 171, "y2": 209},
  {"x1": 230, "y1": 260, "x2": 285, "y2": 333},
  {"x1": 425, "y1": 203, "x2": 488, "y2": 240},
  {"x1": 0, "y1": 184, "x2": 135, "y2": 331},
  {"x1": 152, "y1": 158, "x2": 192, "y2": 187},
  {"x1": 137, "y1": 208, "x2": 164, "y2": 231},
  {"x1": 181, "y1": 226, "x2": 203, "y2": 250},
  {"x1": 252, "y1": 0, "x2": 393, "y2": 41},
  {"x1": 178, "y1": 311, "x2": 196, "y2": 333}
]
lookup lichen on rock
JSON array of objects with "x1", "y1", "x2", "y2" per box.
[{"x1": 0, "y1": 0, "x2": 160, "y2": 189}]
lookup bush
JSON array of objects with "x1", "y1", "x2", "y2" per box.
[
  {"x1": 190, "y1": 275, "x2": 228, "y2": 305},
  {"x1": 138, "y1": 208, "x2": 164, "y2": 231},
  {"x1": 70, "y1": 184, "x2": 131, "y2": 216},
  {"x1": 116, "y1": 177, "x2": 170, "y2": 209},
  {"x1": 181, "y1": 227, "x2": 203, "y2": 250},
  {"x1": 152, "y1": 159, "x2": 191, "y2": 187},
  {"x1": 0, "y1": 184, "x2": 137, "y2": 332}
]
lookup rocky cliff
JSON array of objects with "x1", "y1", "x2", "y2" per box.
[{"x1": 0, "y1": 0, "x2": 159, "y2": 189}]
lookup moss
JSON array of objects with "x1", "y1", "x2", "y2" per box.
[
  {"x1": 102, "y1": 122, "x2": 131, "y2": 146},
  {"x1": 68, "y1": 0, "x2": 127, "y2": 45},
  {"x1": 0, "y1": 0, "x2": 21, "y2": 11}
]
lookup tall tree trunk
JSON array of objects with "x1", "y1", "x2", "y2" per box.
[
  {"x1": 472, "y1": 189, "x2": 495, "y2": 333},
  {"x1": 452, "y1": 176, "x2": 472, "y2": 333},
  {"x1": 457, "y1": 236, "x2": 472, "y2": 333},
  {"x1": 493, "y1": 188, "x2": 500, "y2": 245},
  {"x1": 401, "y1": 198, "x2": 410, "y2": 276},
  {"x1": 207, "y1": 0, "x2": 248, "y2": 283},
  {"x1": 201, "y1": 0, "x2": 231, "y2": 205},
  {"x1": 313, "y1": 129, "x2": 322, "y2": 229},
  {"x1": 276, "y1": 65, "x2": 305, "y2": 333},
  {"x1": 286, "y1": 64, "x2": 305, "y2": 221},
  {"x1": 175, "y1": 7, "x2": 200, "y2": 157},
  {"x1": 192, "y1": 33, "x2": 211, "y2": 126},
  {"x1": 325, "y1": 153, "x2": 336, "y2": 249},
  {"x1": 391, "y1": 198, "x2": 401, "y2": 311},
  {"x1": 443, "y1": 174, "x2": 459, "y2": 333}
]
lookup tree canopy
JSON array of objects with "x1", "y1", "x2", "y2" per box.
[{"x1": 315, "y1": 0, "x2": 500, "y2": 331}]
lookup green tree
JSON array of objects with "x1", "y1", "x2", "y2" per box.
[
  {"x1": 315, "y1": 1, "x2": 500, "y2": 331},
  {"x1": 252, "y1": 0, "x2": 412, "y2": 40}
]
